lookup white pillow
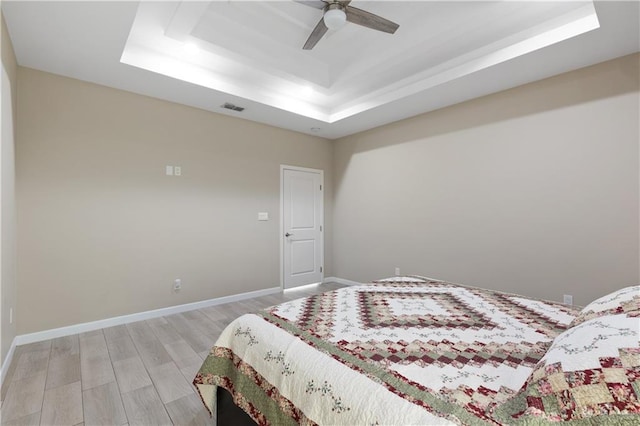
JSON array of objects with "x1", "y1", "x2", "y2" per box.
[
  {"x1": 571, "y1": 285, "x2": 639, "y2": 326},
  {"x1": 492, "y1": 313, "x2": 640, "y2": 423}
]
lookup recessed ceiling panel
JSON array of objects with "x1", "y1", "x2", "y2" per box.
[
  {"x1": 121, "y1": 1, "x2": 600, "y2": 123},
  {"x1": 191, "y1": 1, "x2": 331, "y2": 87},
  {"x1": 4, "y1": 1, "x2": 637, "y2": 139}
]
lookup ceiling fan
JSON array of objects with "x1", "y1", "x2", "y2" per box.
[{"x1": 295, "y1": 1, "x2": 399, "y2": 50}]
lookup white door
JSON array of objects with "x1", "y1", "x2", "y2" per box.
[{"x1": 282, "y1": 167, "x2": 323, "y2": 289}]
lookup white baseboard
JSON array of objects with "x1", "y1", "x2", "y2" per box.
[
  {"x1": 3, "y1": 278, "x2": 373, "y2": 386},
  {"x1": 1, "y1": 337, "x2": 17, "y2": 392},
  {"x1": 8, "y1": 277, "x2": 362, "y2": 356},
  {"x1": 14, "y1": 286, "x2": 282, "y2": 346},
  {"x1": 323, "y1": 276, "x2": 362, "y2": 286}
]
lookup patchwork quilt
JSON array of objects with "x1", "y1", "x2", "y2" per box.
[{"x1": 194, "y1": 277, "x2": 593, "y2": 425}]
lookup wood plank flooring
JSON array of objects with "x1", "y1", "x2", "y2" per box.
[{"x1": 1, "y1": 282, "x2": 345, "y2": 425}]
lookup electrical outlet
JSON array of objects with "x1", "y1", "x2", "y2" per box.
[
  {"x1": 395, "y1": 267, "x2": 400, "y2": 276},
  {"x1": 174, "y1": 166, "x2": 182, "y2": 176},
  {"x1": 563, "y1": 294, "x2": 573, "y2": 305},
  {"x1": 174, "y1": 279, "x2": 182, "y2": 292}
]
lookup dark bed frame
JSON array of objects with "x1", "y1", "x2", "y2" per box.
[{"x1": 216, "y1": 387, "x2": 257, "y2": 426}]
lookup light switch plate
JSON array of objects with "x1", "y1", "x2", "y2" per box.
[
  {"x1": 165, "y1": 165, "x2": 174, "y2": 176},
  {"x1": 258, "y1": 212, "x2": 269, "y2": 221}
]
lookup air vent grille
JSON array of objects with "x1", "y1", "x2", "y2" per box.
[{"x1": 221, "y1": 102, "x2": 245, "y2": 112}]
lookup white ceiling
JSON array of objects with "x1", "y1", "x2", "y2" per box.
[{"x1": 3, "y1": 1, "x2": 639, "y2": 139}]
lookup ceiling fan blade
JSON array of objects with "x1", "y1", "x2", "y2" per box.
[
  {"x1": 303, "y1": 17, "x2": 329, "y2": 50},
  {"x1": 345, "y1": 6, "x2": 399, "y2": 34},
  {"x1": 294, "y1": 1, "x2": 350, "y2": 11},
  {"x1": 293, "y1": 0, "x2": 326, "y2": 10}
]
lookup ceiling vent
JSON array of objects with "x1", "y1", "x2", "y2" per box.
[{"x1": 221, "y1": 102, "x2": 245, "y2": 112}]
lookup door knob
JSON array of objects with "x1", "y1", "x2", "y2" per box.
[{"x1": 285, "y1": 232, "x2": 293, "y2": 237}]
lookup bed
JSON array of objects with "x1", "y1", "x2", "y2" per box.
[{"x1": 194, "y1": 276, "x2": 640, "y2": 425}]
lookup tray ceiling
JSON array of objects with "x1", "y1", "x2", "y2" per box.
[{"x1": 3, "y1": 1, "x2": 639, "y2": 139}]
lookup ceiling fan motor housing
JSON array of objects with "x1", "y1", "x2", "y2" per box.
[
  {"x1": 300, "y1": 0, "x2": 399, "y2": 50},
  {"x1": 324, "y1": 3, "x2": 347, "y2": 30}
]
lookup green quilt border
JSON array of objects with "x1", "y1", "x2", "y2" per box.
[{"x1": 199, "y1": 354, "x2": 301, "y2": 426}]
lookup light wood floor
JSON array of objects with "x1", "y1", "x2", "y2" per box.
[{"x1": 0, "y1": 282, "x2": 345, "y2": 425}]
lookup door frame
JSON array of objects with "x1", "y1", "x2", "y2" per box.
[{"x1": 280, "y1": 165, "x2": 324, "y2": 290}]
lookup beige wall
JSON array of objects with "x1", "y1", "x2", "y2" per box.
[
  {"x1": 11, "y1": 52, "x2": 640, "y2": 334},
  {"x1": 1, "y1": 12, "x2": 18, "y2": 365},
  {"x1": 333, "y1": 53, "x2": 640, "y2": 307},
  {"x1": 16, "y1": 68, "x2": 333, "y2": 334}
]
